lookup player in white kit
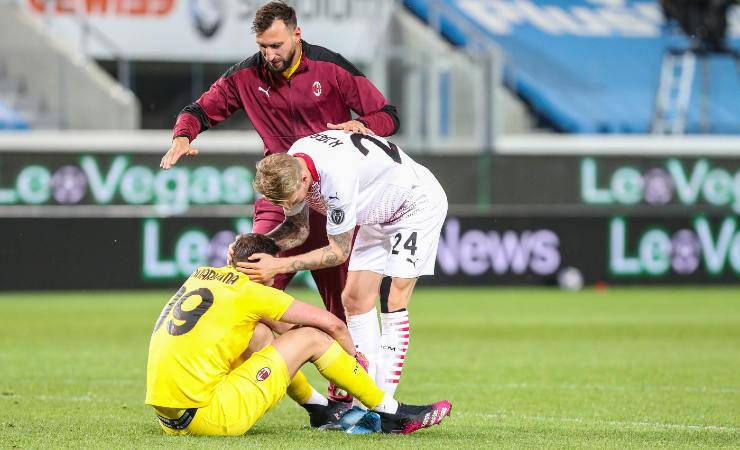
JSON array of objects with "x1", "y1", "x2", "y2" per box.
[{"x1": 241, "y1": 129, "x2": 448, "y2": 402}]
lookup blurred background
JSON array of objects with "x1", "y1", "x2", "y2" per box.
[{"x1": 1, "y1": 0, "x2": 739, "y2": 290}]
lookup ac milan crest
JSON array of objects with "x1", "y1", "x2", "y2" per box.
[
  {"x1": 256, "y1": 367, "x2": 271, "y2": 381},
  {"x1": 330, "y1": 208, "x2": 345, "y2": 225},
  {"x1": 312, "y1": 81, "x2": 322, "y2": 97}
]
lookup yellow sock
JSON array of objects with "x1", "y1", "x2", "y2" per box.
[
  {"x1": 314, "y1": 341, "x2": 385, "y2": 409},
  {"x1": 286, "y1": 370, "x2": 314, "y2": 405}
]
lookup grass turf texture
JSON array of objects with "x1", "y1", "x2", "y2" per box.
[{"x1": 0, "y1": 287, "x2": 739, "y2": 448}]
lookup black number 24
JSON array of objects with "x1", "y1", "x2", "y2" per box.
[
  {"x1": 391, "y1": 232, "x2": 418, "y2": 256},
  {"x1": 153, "y1": 287, "x2": 214, "y2": 336}
]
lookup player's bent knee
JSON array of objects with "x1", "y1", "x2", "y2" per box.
[
  {"x1": 392, "y1": 277, "x2": 416, "y2": 291},
  {"x1": 248, "y1": 323, "x2": 275, "y2": 354},
  {"x1": 340, "y1": 289, "x2": 357, "y2": 306},
  {"x1": 283, "y1": 326, "x2": 329, "y2": 348},
  {"x1": 302, "y1": 326, "x2": 333, "y2": 345},
  {"x1": 341, "y1": 290, "x2": 375, "y2": 315}
]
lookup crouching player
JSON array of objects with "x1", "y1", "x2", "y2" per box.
[{"x1": 145, "y1": 233, "x2": 451, "y2": 436}]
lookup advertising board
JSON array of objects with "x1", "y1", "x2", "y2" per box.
[{"x1": 3, "y1": 215, "x2": 738, "y2": 290}]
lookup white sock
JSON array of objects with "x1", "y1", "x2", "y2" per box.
[
  {"x1": 371, "y1": 394, "x2": 399, "y2": 414},
  {"x1": 347, "y1": 307, "x2": 380, "y2": 409},
  {"x1": 304, "y1": 388, "x2": 328, "y2": 406},
  {"x1": 347, "y1": 307, "x2": 380, "y2": 380},
  {"x1": 376, "y1": 309, "x2": 410, "y2": 397}
]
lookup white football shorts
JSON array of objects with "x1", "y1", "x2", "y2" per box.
[{"x1": 348, "y1": 165, "x2": 447, "y2": 279}]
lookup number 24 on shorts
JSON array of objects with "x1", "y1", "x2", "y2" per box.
[{"x1": 391, "y1": 232, "x2": 418, "y2": 256}]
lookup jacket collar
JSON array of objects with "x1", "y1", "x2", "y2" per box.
[{"x1": 291, "y1": 40, "x2": 310, "y2": 76}]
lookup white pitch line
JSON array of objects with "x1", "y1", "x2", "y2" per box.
[
  {"x1": 419, "y1": 381, "x2": 740, "y2": 395},
  {"x1": 465, "y1": 412, "x2": 739, "y2": 433}
]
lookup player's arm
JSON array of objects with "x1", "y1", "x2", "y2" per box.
[
  {"x1": 161, "y1": 75, "x2": 242, "y2": 169},
  {"x1": 276, "y1": 174, "x2": 358, "y2": 272},
  {"x1": 329, "y1": 63, "x2": 400, "y2": 137},
  {"x1": 279, "y1": 299, "x2": 355, "y2": 355},
  {"x1": 266, "y1": 202, "x2": 310, "y2": 251},
  {"x1": 240, "y1": 174, "x2": 357, "y2": 281},
  {"x1": 228, "y1": 204, "x2": 308, "y2": 263},
  {"x1": 237, "y1": 229, "x2": 353, "y2": 283},
  {"x1": 282, "y1": 229, "x2": 353, "y2": 272},
  {"x1": 260, "y1": 318, "x2": 298, "y2": 335},
  {"x1": 249, "y1": 284, "x2": 354, "y2": 355}
]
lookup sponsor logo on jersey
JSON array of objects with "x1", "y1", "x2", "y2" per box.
[
  {"x1": 256, "y1": 367, "x2": 271, "y2": 381},
  {"x1": 329, "y1": 208, "x2": 345, "y2": 225},
  {"x1": 312, "y1": 81, "x2": 322, "y2": 97},
  {"x1": 258, "y1": 86, "x2": 271, "y2": 98}
]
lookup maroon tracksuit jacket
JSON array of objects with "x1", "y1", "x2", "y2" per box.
[{"x1": 172, "y1": 41, "x2": 400, "y2": 321}]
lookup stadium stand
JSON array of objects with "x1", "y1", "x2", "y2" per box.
[
  {"x1": 0, "y1": 3, "x2": 139, "y2": 130},
  {"x1": 0, "y1": 100, "x2": 28, "y2": 130},
  {"x1": 0, "y1": 62, "x2": 47, "y2": 130},
  {"x1": 404, "y1": 0, "x2": 740, "y2": 134}
]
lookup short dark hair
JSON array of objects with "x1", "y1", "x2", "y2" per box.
[
  {"x1": 231, "y1": 233, "x2": 280, "y2": 265},
  {"x1": 252, "y1": 1, "x2": 297, "y2": 34}
]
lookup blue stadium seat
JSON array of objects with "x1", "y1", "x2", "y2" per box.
[
  {"x1": 0, "y1": 100, "x2": 29, "y2": 130},
  {"x1": 405, "y1": 0, "x2": 740, "y2": 134}
]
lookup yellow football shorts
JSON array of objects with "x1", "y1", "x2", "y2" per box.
[{"x1": 155, "y1": 345, "x2": 291, "y2": 436}]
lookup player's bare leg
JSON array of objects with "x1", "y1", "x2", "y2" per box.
[
  {"x1": 241, "y1": 322, "x2": 274, "y2": 358},
  {"x1": 271, "y1": 326, "x2": 451, "y2": 434},
  {"x1": 271, "y1": 327, "x2": 387, "y2": 407},
  {"x1": 244, "y1": 323, "x2": 348, "y2": 428},
  {"x1": 377, "y1": 276, "x2": 416, "y2": 397}
]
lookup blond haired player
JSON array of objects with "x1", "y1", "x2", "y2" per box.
[
  {"x1": 145, "y1": 233, "x2": 451, "y2": 435},
  {"x1": 241, "y1": 130, "x2": 448, "y2": 402}
]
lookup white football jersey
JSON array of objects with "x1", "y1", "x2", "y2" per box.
[{"x1": 287, "y1": 130, "x2": 432, "y2": 235}]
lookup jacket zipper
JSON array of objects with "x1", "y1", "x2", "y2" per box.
[{"x1": 286, "y1": 78, "x2": 298, "y2": 139}]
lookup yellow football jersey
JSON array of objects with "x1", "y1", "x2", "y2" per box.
[{"x1": 145, "y1": 266, "x2": 294, "y2": 409}]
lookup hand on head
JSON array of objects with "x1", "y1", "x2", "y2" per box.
[{"x1": 327, "y1": 120, "x2": 374, "y2": 135}]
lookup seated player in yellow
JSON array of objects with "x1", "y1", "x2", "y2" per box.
[{"x1": 145, "y1": 233, "x2": 452, "y2": 436}]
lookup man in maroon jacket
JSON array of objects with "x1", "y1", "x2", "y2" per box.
[{"x1": 160, "y1": 1, "x2": 399, "y2": 328}]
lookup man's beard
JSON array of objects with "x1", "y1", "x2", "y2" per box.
[{"x1": 265, "y1": 44, "x2": 297, "y2": 73}]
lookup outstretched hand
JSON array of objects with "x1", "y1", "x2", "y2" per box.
[{"x1": 160, "y1": 136, "x2": 199, "y2": 170}]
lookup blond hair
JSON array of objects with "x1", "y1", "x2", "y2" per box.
[{"x1": 253, "y1": 153, "x2": 302, "y2": 205}]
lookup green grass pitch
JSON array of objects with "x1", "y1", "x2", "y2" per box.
[{"x1": 1, "y1": 287, "x2": 739, "y2": 448}]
